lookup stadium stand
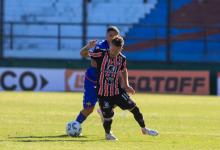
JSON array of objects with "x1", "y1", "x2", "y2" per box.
[
  {"x1": 125, "y1": 0, "x2": 220, "y2": 62},
  {"x1": 170, "y1": 0, "x2": 220, "y2": 62},
  {"x1": 5, "y1": 0, "x2": 83, "y2": 22},
  {"x1": 3, "y1": 0, "x2": 220, "y2": 62},
  {"x1": 124, "y1": 0, "x2": 192, "y2": 61},
  {"x1": 4, "y1": 0, "x2": 157, "y2": 59}
]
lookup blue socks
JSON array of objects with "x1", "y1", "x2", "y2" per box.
[{"x1": 76, "y1": 112, "x2": 87, "y2": 124}]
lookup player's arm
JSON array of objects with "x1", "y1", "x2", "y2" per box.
[
  {"x1": 121, "y1": 60, "x2": 135, "y2": 94},
  {"x1": 80, "y1": 40, "x2": 97, "y2": 58},
  {"x1": 88, "y1": 49, "x2": 103, "y2": 61},
  {"x1": 121, "y1": 69, "x2": 135, "y2": 95}
]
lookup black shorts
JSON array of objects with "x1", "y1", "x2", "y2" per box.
[{"x1": 98, "y1": 89, "x2": 136, "y2": 119}]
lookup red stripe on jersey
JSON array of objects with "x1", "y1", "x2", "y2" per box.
[
  {"x1": 109, "y1": 58, "x2": 116, "y2": 96},
  {"x1": 118, "y1": 56, "x2": 124, "y2": 94},
  {"x1": 104, "y1": 80, "x2": 109, "y2": 96},
  {"x1": 98, "y1": 53, "x2": 108, "y2": 96},
  {"x1": 115, "y1": 56, "x2": 121, "y2": 95},
  {"x1": 114, "y1": 57, "x2": 118, "y2": 95},
  {"x1": 110, "y1": 84, "x2": 113, "y2": 96},
  {"x1": 115, "y1": 74, "x2": 119, "y2": 95},
  {"x1": 104, "y1": 58, "x2": 111, "y2": 96}
]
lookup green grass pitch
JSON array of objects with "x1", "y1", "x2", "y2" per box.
[{"x1": 0, "y1": 92, "x2": 220, "y2": 150}]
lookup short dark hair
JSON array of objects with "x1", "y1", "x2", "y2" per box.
[
  {"x1": 106, "y1": 26, "x2": 120, "y2": 34},
  {"x1": 111, "y1": 36, "x2": 124, "y2": 47}
]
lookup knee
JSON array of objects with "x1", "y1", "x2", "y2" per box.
[{"x1": 103, "y1": 110, "x2": 114, "y2": 120}]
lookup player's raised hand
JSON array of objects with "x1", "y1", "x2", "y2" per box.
[
  {"x1": 125, "y1": 85, "x2": 135, "y2": 95},
  {"x1": 86, "y1": 40, "x2": 97, "y2": 49}
]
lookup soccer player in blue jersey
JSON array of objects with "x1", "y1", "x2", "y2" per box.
[
  {"x1": 74, "y1": 26, "x2": 120, "y2": 128},
  {"x1": 89, "y1": 35, "x2": 158, "y2": 140}
]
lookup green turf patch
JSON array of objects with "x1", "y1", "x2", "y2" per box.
[{"x1": 0, "y1": 92, "x2": 220, "y2": 150}]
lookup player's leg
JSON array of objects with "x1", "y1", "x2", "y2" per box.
[
  {"x1": 98, "y1": 96, "x2": 117, "y2": 140},
  {"x1": 75, "y1": 78, "x2": 97, "y2": 124},
  {"x1": 130, "y1": 106, "x2": 158, "y2": 136},
  {"x1": 96, "y1": 108, "x2": 104, "y2": 123},
  {"x1": 116, "y1": 90, "x2": 158, "y2": 136},
  {"x1": 75, "y1": 107, "x2": 94, "y2": 124}
]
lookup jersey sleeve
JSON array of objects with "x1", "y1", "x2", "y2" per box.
[
  {"x1": 89, "y1": 42, "x2": 100, "y2": 53},
  {"x1": 90, "y1": 40, "x2": 108, "y2": 53},
  {"x1": 88, "y1": 49, "x2": 103, "y2": 60}
]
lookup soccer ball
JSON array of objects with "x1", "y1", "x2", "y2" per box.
[{"x1": 66, "y1": 121, "x2": 82, "y2": 137}]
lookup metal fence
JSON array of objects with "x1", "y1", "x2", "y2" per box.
[{"x1": 1, "y1": 0, "x2": 220, "y2": 63}]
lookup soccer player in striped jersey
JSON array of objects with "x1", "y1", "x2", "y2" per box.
[
  {"x1": 89, "y1": 36, "x2": 158, "y2": 140},
  {"x1": 73, "y1": 26, "x2": 120, "y2": 129}
]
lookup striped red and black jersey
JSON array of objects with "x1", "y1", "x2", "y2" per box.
[{"x1": 89, "y1": 49, "x2": 127, "y2": 96}]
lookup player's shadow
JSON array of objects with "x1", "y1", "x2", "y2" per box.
[{"x1": 8, "y1": 134, "x2": 104, "y2": 142}]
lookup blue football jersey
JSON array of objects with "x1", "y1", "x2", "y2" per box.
[{"x1": 86, "y1": 40, "x2": 109, "y2": 81}]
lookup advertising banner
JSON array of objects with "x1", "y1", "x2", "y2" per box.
[
  {"x1": 128, "y1": 70, "x2": 209, "y2": 95},
  {"x1": 0, "y1": 68, "x2": 210, "y2": 95},
  {"x1": 64, "y1": 69, "x2": 210, "y2": 95},
  {"x1": 65, "y1": 70, "x2": 85, "y2": 92},
  {"x1": 0, "y1": 68, "x2": 65, "y2": 91}
]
